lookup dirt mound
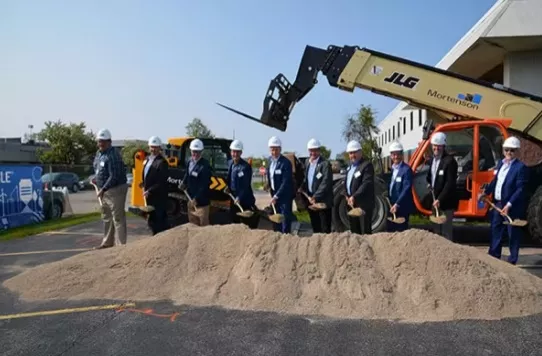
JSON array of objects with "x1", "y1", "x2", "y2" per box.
[{"x1": 4, "y1": 224, "x2": 542, "y2": 322}]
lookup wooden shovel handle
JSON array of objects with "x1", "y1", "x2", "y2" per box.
[
  {"x1": 226, "y1": 192, "x2": 245, "y2": 212},
  {"x1": 483, "y1": 197, "x2": 513, "y2": 223}
]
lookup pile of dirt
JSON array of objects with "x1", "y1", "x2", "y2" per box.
[{"x1": 4, "y1": 224, "x2": 542, "y2": 322}]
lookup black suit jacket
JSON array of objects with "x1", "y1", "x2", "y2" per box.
[
  {"x1": 425, "y1": 152, "x2": 459, "y2": 211},
  {"x1": 302, "y1": 156, "x2": 333, "y2": 207},
  {"x1": 344, "y1": 160, "x2": 375, "y2": 212},
  {"x1": 142, "y1": 154, "x2": 169, "y2": 205}
]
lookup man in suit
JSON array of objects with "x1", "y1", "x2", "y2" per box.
[
  {"x1": 479, "y1": 136, "x2": 528, "y2": 265},
  {"x1": 387, "y1": 141, "x2": 414, "y2": 232},
  {"x1": 344, "y1": 140, "x2": 375, "y2": 235},
  {"x1": 142, "y1": 136, "x2": 169, "y2": 235},
  {"x1": 266, "y1": 136, "x2": 294, "y2": 233},
  {"x1": 181, "y1": 138, "x2": 212, "y2": 226},
  {"x1": 227, "y1": 139, "x2": 259, "y2": 229},
  {"x1": 300, "y1": 138, "x2": 333, "y2": 233},
  {"x1": 425, "y1": 132, "x2": 458, "y2": 241}
]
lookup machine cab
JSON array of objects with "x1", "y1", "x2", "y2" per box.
[{"x1": 409, "y1": 120, "x2": 509, "y2": 219}]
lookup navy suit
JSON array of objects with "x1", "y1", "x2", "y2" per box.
[
  {"x1": 266, "y1": 155, "x2": 294, "y2": 233},
  {"x1": 387, "y1": 161, "x2": 414, "y2": 232},
  {"x1": 227, "y1": 158, "x2": 259, "y2": 228},
  {"x1": 484, "y1": 159, "x2": 528, "y2": 264},
  {"x1": 183, "y1": 157, "x2": 212, "y2": 207}
]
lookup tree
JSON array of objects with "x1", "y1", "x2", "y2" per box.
[
  {"x1": 341, "y1": 104, "x2": 380, "y2": 159},
  {"x1": 185, "y1": 118, "x2": 214, "y2": 138},
  {"x1": 319, "y1": 145, "x2": 331, "y2": 160},
  {"x1": 122, "y1": 140, "x2": 148, "y2": 168},
  {"x1": 36, "y1": 120, "x2": 96, "y2": 165}
]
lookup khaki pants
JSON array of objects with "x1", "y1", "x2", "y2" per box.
[
  {"x1": 101, "y1": 184, "x2": 128, "y2": 246},
  {"x1": 188, "y1": 201, "x2": 210, "y2": 226}
]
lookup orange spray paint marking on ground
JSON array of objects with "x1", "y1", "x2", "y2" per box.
[{"x1": 115, "y1": 306, "x2": 179, "y2": 322}]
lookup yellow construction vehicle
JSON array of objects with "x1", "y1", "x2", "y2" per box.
[{"x1": 218, "y1": 45, "x2": 542, "y2": 242}]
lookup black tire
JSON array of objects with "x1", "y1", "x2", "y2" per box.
[
  {"x1": 332, "y1": 179, "x2": 389, "y2": 233},
  {"x1": 71, "y1": 184, "x2": 79, "y2": 193},
  {"x1": 527, "y1": 185, "x2": 542, "y2": 244},
  {"x1": 52, "y1": 200, "x2": 63, "y2": 219}
]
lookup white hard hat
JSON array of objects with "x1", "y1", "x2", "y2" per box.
[
  {"x1": 268, "y1": 136, "x2": 281, "y2": 147},
  {"x1": 96, "y1": 129, "x2": 111, "y2": 141},
  {"x1": 148, "y1": 136, "x2": 162, "y2": 147},
  {"x1": 229, "y1": 139, "x2": 243, "y2": 151},
  {"x1": 346, "y1": 140, "x2": 362, "y2": 153},
  {"x1": 430, "y1": 132, "x2": 446, "y2": 145},
  {"x1": 189, "y1": 138, "x2": 204, "y2": 151},
  {"x1": 389, "y1": 141, "x2": 403, "y2": 152},
  {"x1": 307, "y1": 138, "x2": 321, "y2": 150},
  {"x1": 503, "y1": 136, "x2": 520, "y2": 149}
]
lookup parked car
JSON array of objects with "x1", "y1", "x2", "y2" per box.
[
  {"x1": 79, "y1": 174, "x2": 96, "y2": 191},
  {"x1": 126, "y1": 173, "x2": 133, "y2": 185},
  {"x1": 42, "y1": 172, "x2": 81, "y2": 193}
]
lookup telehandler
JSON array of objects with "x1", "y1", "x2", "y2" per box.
[{"x1": 218, "y1": 44, "x2": 542, "y2": 242}]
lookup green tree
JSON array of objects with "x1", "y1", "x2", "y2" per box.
[
  {"x1": 341, "y1": 104, "x2": 380, "y2": 159},
  {"x1": 121, "y1": 140, "x2": 148, "y2": 168},
  {"x1": 185, "y1": 117, "x2": 214, "y2": 138},
  {"x1": 36, "y1": 120, "x2": 96, "y2": 165},
  {"x1": 319, "y1": 145, "x2": 331, "y2": 160}
]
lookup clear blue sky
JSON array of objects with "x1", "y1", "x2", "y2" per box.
[{"x1": 0, "y1": 0, "x2": 496, "y2": 157}]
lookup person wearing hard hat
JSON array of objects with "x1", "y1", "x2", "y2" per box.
[
  {"x1": 92, "y1": 129, "x2": 128, "y2": 249},
  {"x1": 387, "y1": 141, "x2": 414, "y2": 232},
  {"x1": 266, "y1": 136, "x2": 294, "y2": 233},
  {"x1": 181, "y1": 138, "x2": 212, "y2": 226},
  {"x1": 142, "y1": 136, "x2": 169, "y2": 235},
  {"x1": 226, "y1": 139, "x2": 260, "y2": 228},
  {"x1": 425, "y1": 131, "x2": 458, "y2": 241},
  {"x1": 478, "y1": 136, "x2": 528, "y2": 265},
  {"x1": 300, "y1": 138, "x2": 333, "y2": 233},
  {"x1": 344, "y1": 140, "x2": 375, "y2": 234}
]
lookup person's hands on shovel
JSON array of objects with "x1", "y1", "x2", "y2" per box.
[
  {"x1": 347, "y1": 196, "x2": 355, "y2": 207},
  {"x1": 270, "y1": 196, "x2": 277, "y2": 206},
  {"x1": 432, "y1": 199, "x2": 440, "y2": 209},
  {"x1": 390, "y1": 204, "x2": 398, "y2": 214},
  {"x1": 500, "y1": 204, "x2": 510, "y2": 216}
]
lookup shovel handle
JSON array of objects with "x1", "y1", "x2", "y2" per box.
[
  {"x1": 429, "y1": 187, "x2": 442, "y2": 217},
  {"x1": 182, "y1": 189, "x2": 198, "y2": 211},
  {"x1": 385, "y1": 197, "x2": 398, "y2": 220},
  {"x1": 91, "y1": 182, "x2": 103, "y2": 206},
  {"x1": 271, "y1": 204, "x2": 277, "y2": 215},
  {"x1": 226, "y1": 192, "x2": 245, "y2": 212},
  {"x1": 483, "y1": 197, "x2": 514, "y2": 223}
]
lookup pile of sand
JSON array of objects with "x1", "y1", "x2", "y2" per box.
[{"x1": 4, "y1": 224, "x2": 542, "y2": 322}]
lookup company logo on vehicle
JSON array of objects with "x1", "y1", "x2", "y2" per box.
[
  {"x1": 427, "y1": 89, "x2": 482, "y2": 110},
  {"x1": 370, "y1": 65, "x2": 383, "y2": 75},
  {"x1": 383, "y1": 71, "x2": 419, "y2": 89}
]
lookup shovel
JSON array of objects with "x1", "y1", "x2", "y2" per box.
[
  {"x1": 182, "y1": 189, "x2": 202, "y2": 217},
  {"x1": 139, "y1": 195, "x2": 155, "y2": 213},
  {"x1": 90, "y1": 181, "x2": 103, "y2": 207},
  {"x1": 429, "y1": 188, "x2": 447, "y2": 224},
  {"x1": 224, "y1": 190, "x2": 254, "y2": 218},
  {"x1": 343, "y1": 193, "x2": 364, "y2": 217},
  {"x1": 483, "y1": 198, "x2": 528, "y2": 227},
  {"x1": 300, "y1": 191, "x2": 327, "y2": 211},
  {"x1": 385, "y1": 197, "x2": 406, "y2": 224},
  {"x1": 268, "y1": 204, "x2": 284, "y2": 223}
]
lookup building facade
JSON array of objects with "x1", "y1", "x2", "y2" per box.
[{"x1": 376, "y1": 0, "x2": 542, "y2": 170}]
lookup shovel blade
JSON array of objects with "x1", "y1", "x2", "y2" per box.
[
  {"x1": 236, "y1": 211, "x2": 254, "y2": 218},
  {"x1": 140, "y1": 206, "x2": 155, "y2": 213},
  {"x1": 504, "y1": 220, "x2": 528, "y2": 227},
  {"x1": 429, "y1": 215, "x2": 447, "y2": 224},
  {"x1": 308, "y1": 203, "x2": 327, "y2": 211},
  {"x1": 269, "y1": 214, "x2": 284, "y2": 223},
  {"x1": 387, "y1": 217, "x2": 406, "y2": 224},
  {"x1": 347, "y1": 208, "x2": 364, "y2": 217}
]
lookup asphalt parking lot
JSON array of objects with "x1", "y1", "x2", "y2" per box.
[{"x1": 1, "y1": 218, "x2": 541, "y2": 355}]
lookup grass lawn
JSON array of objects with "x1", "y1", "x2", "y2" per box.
[
  {"x1": 0, "y1": 212, "x2": 103, "y2": 241},
  {"x1": 252, "y1": 181, "x2": 265, "y2": 190}
]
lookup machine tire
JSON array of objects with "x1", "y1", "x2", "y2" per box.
[
  {"x1": 71, "y1": 183, "x2": 79, "y2": 193},
  {"x1": 526, "y1": 186, "x2": 542, "y2": 244},
  {"x1": 331, "y1": 179, "x2": 389, "y2": 233}
]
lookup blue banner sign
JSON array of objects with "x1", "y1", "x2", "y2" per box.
[{"x1": 0, "y1": 165, "x2": 45, "y2": 230}]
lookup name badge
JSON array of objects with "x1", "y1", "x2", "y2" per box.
[
  {"x1": 493, "y1": 170, "x2": 497, "y2": 175},
  {"x1": 354, "y1": 171, "x2": 361, "y2": 178},
  {"x1": 191, "y1": 171, "x2": 198, "y2": 177},
  {"x1": 438, "y1": 170, "x2": 444, "y2": 175},
  {"x1": 100, "y1": 161, "x2": 105, "y2": 167},
  {"x1": 316, "y1": 172, "x2": 322, "y2": 179},
  {"x1": 275, "y1": 169, "x2": 282, "y2": 175},
  {"x1": 237, "y1": 171, "x2": 244, "y2": 177},
  {"x1": 396, "y1": 177, "x2": 401, "y2": 182}
]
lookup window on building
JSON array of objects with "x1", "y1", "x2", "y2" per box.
[
  {"x1": 392, "y1": 126, "x2": 395, "y2": 140},
  {"x1": 403, "y1": 117, "x2": 406, "y2": 134},
  {"x1": 419, "y1": 109, "x2": 423, "y2": 126},
  {"x1": 410, "y1": 112, "x2": 414, "y2": 131},
  {"x1": 397, "y1": 122, "x2": 400, "y2": 137}
]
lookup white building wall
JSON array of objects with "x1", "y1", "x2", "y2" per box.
[{"x1": 376, "y1": 108, "x2": 427, "y2": 158}]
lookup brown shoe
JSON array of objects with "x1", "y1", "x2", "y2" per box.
[{"x1": 93, "y1": 244, "x2": 113, "y2": 250}]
